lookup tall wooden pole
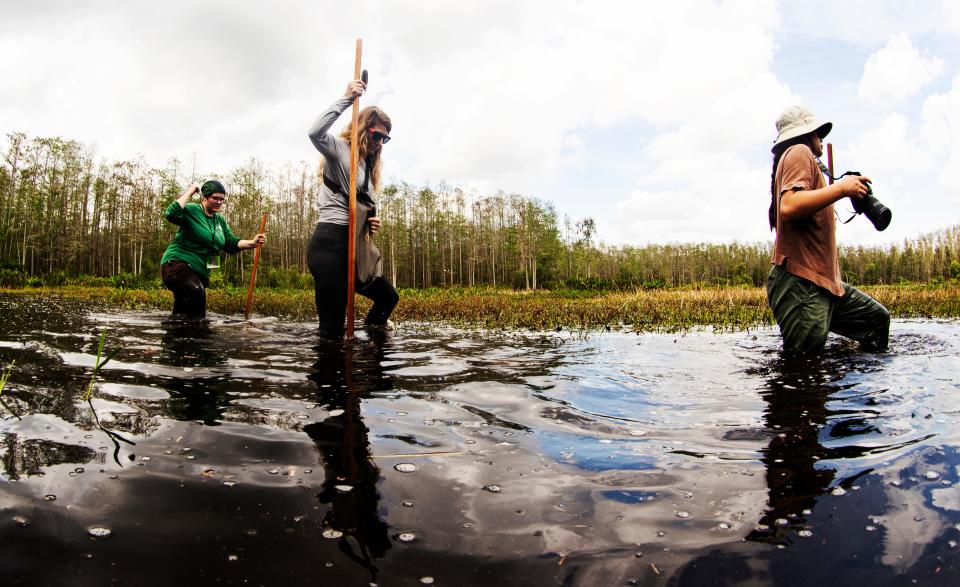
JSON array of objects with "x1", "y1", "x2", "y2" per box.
[
  {"x1": 346, "y1": 39, "x2": 362, "y2": 339},
  {"x1": 244, "y1": 214, "x2": 268, "y2": 320}
]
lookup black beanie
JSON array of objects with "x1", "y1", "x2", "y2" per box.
[{"x1": 201, "y1": 180, "x2": 226, "y2": 197}]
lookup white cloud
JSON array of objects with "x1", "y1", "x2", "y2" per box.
[
  {"x1": 858, "y1": 33, "x2": 943, "y2": 106},
  {"x1": 920, "y1": 73, "x2": 960, "y2": 194},
  {"x1": 0, "y1": 0, "x2": 957, "y2": 247}
]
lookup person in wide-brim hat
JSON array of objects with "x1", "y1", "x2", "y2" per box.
[
  {"x1": 764, "y1": 105, "x2": 889, "y2": 355},
  {"x1": 771, "y1": 105, "x2": 833, "y2": 151}
]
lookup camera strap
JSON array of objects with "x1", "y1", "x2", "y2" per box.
[{"x1": 817, "y1": 160, "x2": 861, "y2": 224}]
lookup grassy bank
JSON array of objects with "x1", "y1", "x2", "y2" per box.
[{"x1": 2, "y1": 284, "x2": 959, "y2": 332}]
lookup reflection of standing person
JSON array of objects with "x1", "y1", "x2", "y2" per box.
[
  {"x1": 307, "y1": 79, "x2": 399, "y2": 339},
  {"x1": 160, "y1": 181, "x2": 265, "y2": 318},
  {"x1": 766, "y1": 106, "x2": 889, "y2": 354},
  {"x1": 305, "y1": 337, "x2": 392, "y2": 579}
]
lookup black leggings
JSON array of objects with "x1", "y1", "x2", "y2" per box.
[
  {"x1": 161, "y1": 261, "x2": 209, "y2": 318},
  {"x1": 307, "y1": 222, "x2": 399, "y2": 339}
]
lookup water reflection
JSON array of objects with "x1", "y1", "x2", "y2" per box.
[
  {"x1": 304, "y1": 330, "x2": 393, "y2": 580},
  {"x1": 748, "y1": 356, "x2": 838, "y2": 542},
  {"x1": 159, "y1": 319, "x2": 230, "y2": 425}
]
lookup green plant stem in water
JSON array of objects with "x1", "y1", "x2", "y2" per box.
[{"x1": 83, "y1": 330, "x2": 118, "y2": 401}]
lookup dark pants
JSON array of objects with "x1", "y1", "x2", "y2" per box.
[
  {"x1": 766, "y1": 264, "x2": 890, "y2": 354},
  {"x1": 161, "y1": 261, "x2": 209, "y2": 319},
  {"x1": 307, "y1": 222, "x2": 399, "y2": 339}
]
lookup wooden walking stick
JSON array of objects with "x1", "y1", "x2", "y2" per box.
[
  {"x1": 244, "y1": 214, "x2": 268, "y2": 320},
  {"x1": 346, "y1": 38, "x2": 363, "y2": 338}
]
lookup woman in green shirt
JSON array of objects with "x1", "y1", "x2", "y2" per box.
[{"x1": 160, "y1": 180, "x2": 265, "y2": 318}]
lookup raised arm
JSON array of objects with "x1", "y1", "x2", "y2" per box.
[
  {"x1": 307, "y1": 80, "x2": 365, "y2": 158},
  {"x1": 164, "y1": 183, "x2": 200, "y2": 224}
]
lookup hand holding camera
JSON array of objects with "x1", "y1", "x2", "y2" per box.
[{"x1": 843, "y1": 172, "x2": 892, "y2": 231}]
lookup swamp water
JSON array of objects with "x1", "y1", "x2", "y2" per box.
[{"x1": 1, "y1": 295, "x2": 959, "y2": 586}]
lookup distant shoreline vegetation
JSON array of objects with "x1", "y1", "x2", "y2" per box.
[
  {"x1": 2, "y1": 133, "x2": 960, "y2": 292},
  {"x1": 2, "y1": 284, "x2": 958, "y2": 331}
]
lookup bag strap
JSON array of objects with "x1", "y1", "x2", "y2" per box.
[{"x1": 323, "y1": 157, "x2": 372, "y2": 204}]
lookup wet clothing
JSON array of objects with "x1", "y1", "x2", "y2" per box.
[
  {"x1": 771, "y1": 145, "x2": 843, "y2": 296},
  {"x1": 160, "y1": 201, "x2": 241, "y2": 318},
  {"x1": 306, "y1": 97, "x2": 398, "y2": 337},
  {"x1": 768, "y1": 144, "x2": 889, "y2": 353},
  {"x1": 161, "y1": 261, "x2": 208, "y2": 318},
  {"x1": 307, "y1": 223, "x2": 398, "y2": 339},
  {"x1": 766, "y1": 265, "x2": 889, "y2": 354}
]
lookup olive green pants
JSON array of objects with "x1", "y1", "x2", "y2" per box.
[{"x1": 766, "y1": 264, "x2": 890, "y2": 354}]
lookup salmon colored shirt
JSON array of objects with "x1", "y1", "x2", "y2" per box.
[{"x1": 771, "y1": 144, "x2": 844, "y2": 296}]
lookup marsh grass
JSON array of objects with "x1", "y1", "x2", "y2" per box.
[
  {"x1": 0, "y1": 359, "x2": 18, "y2": 419},
  {"x1": 3, "y1": 284, "x2": 959, "y2": 331}
]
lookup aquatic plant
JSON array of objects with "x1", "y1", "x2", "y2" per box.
[
  {"x1": 4, "y1": 283, "x2": 960, "y2": 331},
  {"x1": 82, "y1": 330, "x2": 118, "y2": 401},
  {"x1": 78, "y1": 329, "x2": 135, "y2": 464},
  {"x1": 0, "y1": 359, "x2": 13, "y2": 395},
  {"x1": 0, "y1": 359, "x2": 20, "y2": 419}
]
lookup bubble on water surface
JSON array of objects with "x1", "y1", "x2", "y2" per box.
[
  {"x1": 397, "y1": 532, "x2": 416, "y2": 543},
  {"x1": 419, "y1": 577, "x2": 434, "y2": 585},
  {"x1": 831, "y1": 487, "x2": 847, "y2": 496},
  {"x1": 866, "y1": 525, "x2": 877, "y2": 532},
  {"x1": 322, "y1": 528, "x2": 343, "y2": 539},
  {"x1": 268, "y1": 468, "x2": 281, "y2": 475},
  {"x1": 798, "y1": 530, "x2": 813, "y2": 538},
  {"x1": 394, "y1": 463, "x2": 417, "y2": 473},
  {"x1": 676, "y1": 511, "x2": 690, "y2": 519},
  {"x1": 329, "y1": 409, "x2": 344, "y2": 417},
  {"x1": 775, "y1": 518, "x2": 788, "y2": 527},
  {"x1": 227, "y1": 554, "x2": 238, "y2": 561},
  {"x1": 925, "y1": 471, "x2": 941, "y2": 480},
  {"x1": 335, "y1": 485, "x2": 354, "y2": 493},
  {"x1": 222, "y1": 481, "x2": 236, "y2": 487},
  {"x1": 88, "y1": 527, "x2": 112, "y2": 538},
  {"x1": 482, "y1": 484, "x2": 502, "y2": 493},
  {"x1": 43, "y1": 495, "x2": 56, "y2": 501},
  {"x1": 402, "y1": 501, "x2": 414, "y2": 507},
  {"x1": 717, "y1": 522, "x2": 731, "y2": 530}
]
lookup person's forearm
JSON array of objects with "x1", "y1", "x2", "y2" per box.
[
  {"x1": 308, "y1": 96, "x2": 354, "y2": 156},
  {"x1": 780, "y1": 183, "x2": 846, "y2": 222},
  {"x1": 176, "y1": 185, "x2": 196, "y2": 208}
]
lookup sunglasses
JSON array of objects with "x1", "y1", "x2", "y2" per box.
[{"x1": 368, "y1": 128, "x2": 391, "y2": 144}]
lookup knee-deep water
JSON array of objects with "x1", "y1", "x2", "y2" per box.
[{"x1": 1, "y1": 295, "x2": 959, "y2": 586}]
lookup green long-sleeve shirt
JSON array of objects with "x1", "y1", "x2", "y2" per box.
[{"x1": 160, "y1": 201, "x2": 241, "y2": 279}]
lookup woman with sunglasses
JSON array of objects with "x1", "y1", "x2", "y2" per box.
[
  {"x1": 307, "y1": 78, "x2": 399, "y2": 339},
  {"x1": 160, "y1": 180, "x2": 266, "y2": 319}
]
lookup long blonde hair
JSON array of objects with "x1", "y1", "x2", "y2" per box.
[{"x1": 318, "y1": 106, "x2": 392, "y2": 194}]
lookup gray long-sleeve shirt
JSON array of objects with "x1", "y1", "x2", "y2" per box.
[{"x1": 308, "y1": 96, "x2": 372, "y2": 225}]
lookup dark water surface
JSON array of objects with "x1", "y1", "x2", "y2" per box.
[{"x1": 1, "y1": 295, "x2": 960, "y2": 586}]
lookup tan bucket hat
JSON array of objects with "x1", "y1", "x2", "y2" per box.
[{"x1": 772, "y1": 105, "x2": 832, "y2": 151}]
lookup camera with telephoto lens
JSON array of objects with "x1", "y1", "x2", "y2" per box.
[{"x1": 847, "y1": 172, "x2": 892, "y2": 231}]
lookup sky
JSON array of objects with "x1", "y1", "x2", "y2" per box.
[{"x1": 1, "y1": 0, "x2": 959, "y2": 248}]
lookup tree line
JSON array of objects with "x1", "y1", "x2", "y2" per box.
[{"x1": 1, "y1": 133, "x2": 959, "y2": 289}]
